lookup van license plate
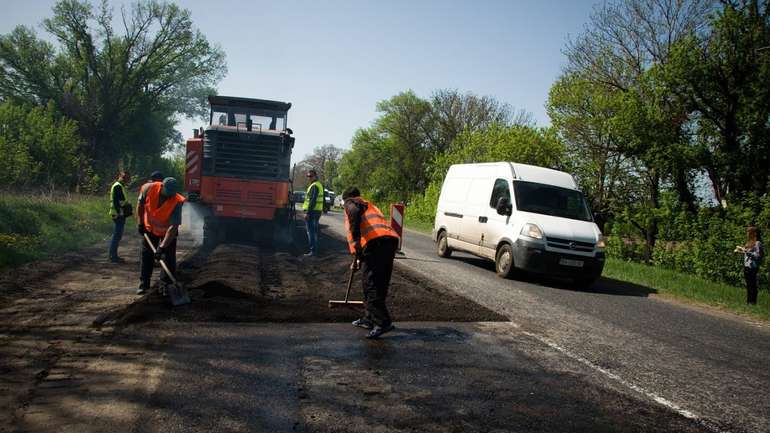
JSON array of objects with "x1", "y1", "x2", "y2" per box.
[{"x1": 559, "y1": 258, "x2": 584, "y2": 268}]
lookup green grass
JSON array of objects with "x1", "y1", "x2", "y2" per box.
[
  {"x1": 403, "y1": 218, "x2": 433, "y2": 234},
  {"x1": 604, "y1": 258, "x2": 770, "y2": 321},
  {"x1": 0, "y1": 192, "x2": 120, "y2": 269}
]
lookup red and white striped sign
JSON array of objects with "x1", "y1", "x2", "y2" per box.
[
  {"x1": 186, "y1": 149, "x2": 200, "y2": 176},
  {"x1": 389, "y1": 203, "x2": 405, "y2": 251}
]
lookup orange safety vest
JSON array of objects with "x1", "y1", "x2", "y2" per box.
[
  {"x1": 344, "y1": 197, "x2": 399, "y2": 254},
  {"x1": 143, "y1": 182, "x2": 185, "y2": 237}
]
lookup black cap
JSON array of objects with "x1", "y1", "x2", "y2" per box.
[{"x1": 150, "y1": 171, "x2": 163, "y2": 181}]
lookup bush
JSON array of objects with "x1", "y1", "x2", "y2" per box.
[
  {"x1": 608, "y1": 193, "x2": 770, "y2": 289},
  {"x1": 0, "y1": 101, "x2": 82, "y2": 190}
]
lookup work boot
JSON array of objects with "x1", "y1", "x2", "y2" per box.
[
  {"x1": 110, "y1": 257, "x2": 126, "y2": 264},
  {"x1": 352, "y1": 318, "x2": 374, "y2": 330},
  {"x1": 136, "y1": 282, "x2": 149, "y2": 295},
  {"x1": 366, "y1": 324, "x2": 395, "y2": 339}
]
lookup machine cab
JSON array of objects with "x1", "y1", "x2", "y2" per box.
[{"x1": 207, "y1": 95, "x2": 292, "y2": 134}]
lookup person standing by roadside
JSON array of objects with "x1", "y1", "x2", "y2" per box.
[
  {"x1": 302, "y1": 169, "x2": 324, "y2": 257},
  {"x1": 343, "y1": 186, "x2": 400, "y2": 339},
  {"x1": 735, "y1": 226, "x2": 764, "y2": 305},
  {"x1": 108, "y1": 170, "x2": 132, "y2": 263},
  {"x1": 136, "y1": 177, "x2": 185, "y2": 295}
]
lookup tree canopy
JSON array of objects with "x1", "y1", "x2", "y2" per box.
[{"x1": 0, "y1": 0, "x2": 225, "y2": 189}]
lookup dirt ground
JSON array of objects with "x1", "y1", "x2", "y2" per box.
[
  {"x1": 0, "y1": 219, "x2": 710, "y2": 433},
  {"x1": 104, "y1": 225, "x2": 506, "y2": 325},
  {"x1": 0, "y1": 221, "x2": 504, "y2": 433}
]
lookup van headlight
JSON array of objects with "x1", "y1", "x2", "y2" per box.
[
  {"x1": 521, "y1": 223, "x2": 544, "y2": 240},
  {"x1": 596, "y1": 235, "x2": 607, "y2": 249}
]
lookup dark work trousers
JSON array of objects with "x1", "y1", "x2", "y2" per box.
[
  {"x1": 360, "y1": 236, "x2": 399, "y2": 327},
  {"x1": 109, "y1": 216, "x2": 126, "y2": 260},
  {"x1": 140, "y1": 233, "x2": 177, "y2": 286},
  {"x1": 305, "y1": 211, "x2": 322, "y2": 256},
  {"x1": 744, "y1": 266, "x2": 758, "y2": 305}
]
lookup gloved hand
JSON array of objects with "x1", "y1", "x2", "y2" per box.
[
  {"x1": 137, "y1": 224, "x2": 145, "y2": 235},
  {"x1": 350, "y1": 258, "x2": 361, "y2": 271},
  {"x1": 154, "y1": 246, "x2": 164, "y2": 261}
]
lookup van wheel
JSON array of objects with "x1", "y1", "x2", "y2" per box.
[
  {"x1": 495, "y1": 244, "x2": 516, "y2": 279},
  {"x1": 437, "y1": 231, "x2": 452, "y2": 258}
]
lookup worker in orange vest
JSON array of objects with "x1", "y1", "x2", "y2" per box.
[
  {"x1": 136, "y1": 177, "x2": 186, "y2": 295},
  {"x1": 342, "y1": 186, "x2": 400, "y2": 339}
]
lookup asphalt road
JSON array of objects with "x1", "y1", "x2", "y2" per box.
[{"x1": 321, "y1": 209, "x2": 770, "y2": 433}]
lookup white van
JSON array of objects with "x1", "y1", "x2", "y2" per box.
[{"x1": 432, "y1": 162, "x2": 605, "y2": 286}]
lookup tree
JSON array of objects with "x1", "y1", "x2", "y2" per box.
[
  {"x1": 426, "y1": 89, "x2": 525, "y2": 155},
  {"x1": 0, "y1": 0, "x2": 226, "y2": 185},
  {"x1": 299, "y1": 144, "x2": 344, "y2": 187},
  {"x1": 548, "y1": 73, "x2": 628, "y2": 228},
  {"x1": 665, "y1": 1, "x2": 770, "y2": 204},
  {"x1": 555, "y1": 0, "x2": 714, "y2": 259}
]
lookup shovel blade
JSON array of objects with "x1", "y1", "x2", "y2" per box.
[{"x1": 168, "y1": 283, "x2": 191, "y2": 306}]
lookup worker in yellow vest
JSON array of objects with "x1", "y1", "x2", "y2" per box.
[
  {"x1": 302, "y1": 169, "x2": 324, "y2": 257},
  {"x1": 342, "y1": 186, "x2": 400, "y2": 339},
  {"x1": 136, "y1": 177, "x2": 185, "y2": 295},
  {"x1": 108, "y1": 170, "x2": 131, "y2": 263}
]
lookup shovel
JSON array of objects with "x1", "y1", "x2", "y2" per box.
[
  {"x1": 143, "y1": 233, "x2": 191, "y2": 306},
  {"x1": 328, "y1": 258, "x2": 364, "y2": 308}
]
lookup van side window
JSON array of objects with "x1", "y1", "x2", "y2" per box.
[{"x1": 489, "y1": 178, "x2": 511, "y2": 208}]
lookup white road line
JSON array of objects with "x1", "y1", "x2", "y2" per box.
[
  {"x1": 510, "y1": 323, "x2": 730, "y2": 433},
  {"x1": 326, "y1": 214, "x2": 732, "y2": 433}
]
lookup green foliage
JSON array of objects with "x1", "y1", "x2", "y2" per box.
[
  {"x1": 337, "y1": 89, "x2": 520, "y2": 207},
  {"x1": 407, "y1": 181, "x2": 442, "y2": 224},
  {"x1": 0, "y1": 0, "x2": 226, "y2": 188},
  {"x1": 664, "y1": 3, "x2": 770, "y2": 201},
  {"x1": 0, "y1": 192, "x2": 115, "y2": 268},
  {"x1": 0, "y1": 101, "x2": 81, "y2": 189},
  {"x1": 608, "y1": 193, "x2": 770, "y2": 289}
]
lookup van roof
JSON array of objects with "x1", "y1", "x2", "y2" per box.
[{"x1": 447, "y1": 162, "x2": 578, "y2": 190}]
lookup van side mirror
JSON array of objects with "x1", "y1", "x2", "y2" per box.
[{"x1": 496, "y1": 197, "x2": 512, "y2": 216}]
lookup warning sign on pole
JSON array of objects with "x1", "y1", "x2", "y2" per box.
[{"x1": 389, "y1": 203, "x2": 405, "y2": 252}]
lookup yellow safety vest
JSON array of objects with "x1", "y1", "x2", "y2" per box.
[
  {"x1": 109, "y1": 181, "x2": 128, "y2": 217},
  {"x1": 303, "y1": 180, "x2": 324, "y2": 212}
]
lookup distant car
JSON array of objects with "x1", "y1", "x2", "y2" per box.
[
  {"x1": 323, "y1": 189, "x2": 336, "y2": 213},
  {"x1": 292, "y1": 190, "x2": 305, "y2": 204}
]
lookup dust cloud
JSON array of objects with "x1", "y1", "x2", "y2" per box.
[{"x1": 181, "y1": 202, "x2": 208, "y2": 246}]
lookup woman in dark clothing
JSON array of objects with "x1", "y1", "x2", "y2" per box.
[{"x1": 735, "y1": 226, "x2": 764, "y2": 305}]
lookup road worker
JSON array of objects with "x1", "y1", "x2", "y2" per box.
[
  {"x1": 108, "y1": 170, "x2": 132, "y2": 263},
  {"x1": 302, "y1": 169, "x2": 324, "y2": 257},
  {"x1": 342, "y1": 186, "x2": 400, "y2": 339},
  {"x1": 136, "y1": 177, "x2": 185, "y2": 295}
]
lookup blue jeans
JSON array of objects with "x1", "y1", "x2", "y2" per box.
[
  {"x1": 109, "y1": 216, "x2": 126, "y2": 260},
  {"x1": 305, "y1": 211, "x2": 321, "y2": 255}
]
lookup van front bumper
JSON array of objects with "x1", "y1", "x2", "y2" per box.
[{"x1": 513, "y1": 238, "x2": 604, "y2": 280}]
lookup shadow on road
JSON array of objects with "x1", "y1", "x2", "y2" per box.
[{"x1": 448, "y1": 255, "x2": 657, "y2": 297}]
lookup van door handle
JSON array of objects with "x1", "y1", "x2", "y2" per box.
[{"x1": 478, "y1": 216, "x2": 488, "y2": 223}]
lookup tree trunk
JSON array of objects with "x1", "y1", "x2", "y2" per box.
[
  {"x1": 673, "y1": 166, "x2": 696, "y2": 213},
  {"x1": 643, "y1": 168, "x2": 660, "y2": 262}
]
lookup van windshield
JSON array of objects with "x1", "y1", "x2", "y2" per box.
[{"x1": 513, "y1": 181, "x2": 593, "y2": 222}]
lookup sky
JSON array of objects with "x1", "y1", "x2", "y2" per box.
[{"x1": 1, "y1": 0, "x2": 598, "y2": 164}]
